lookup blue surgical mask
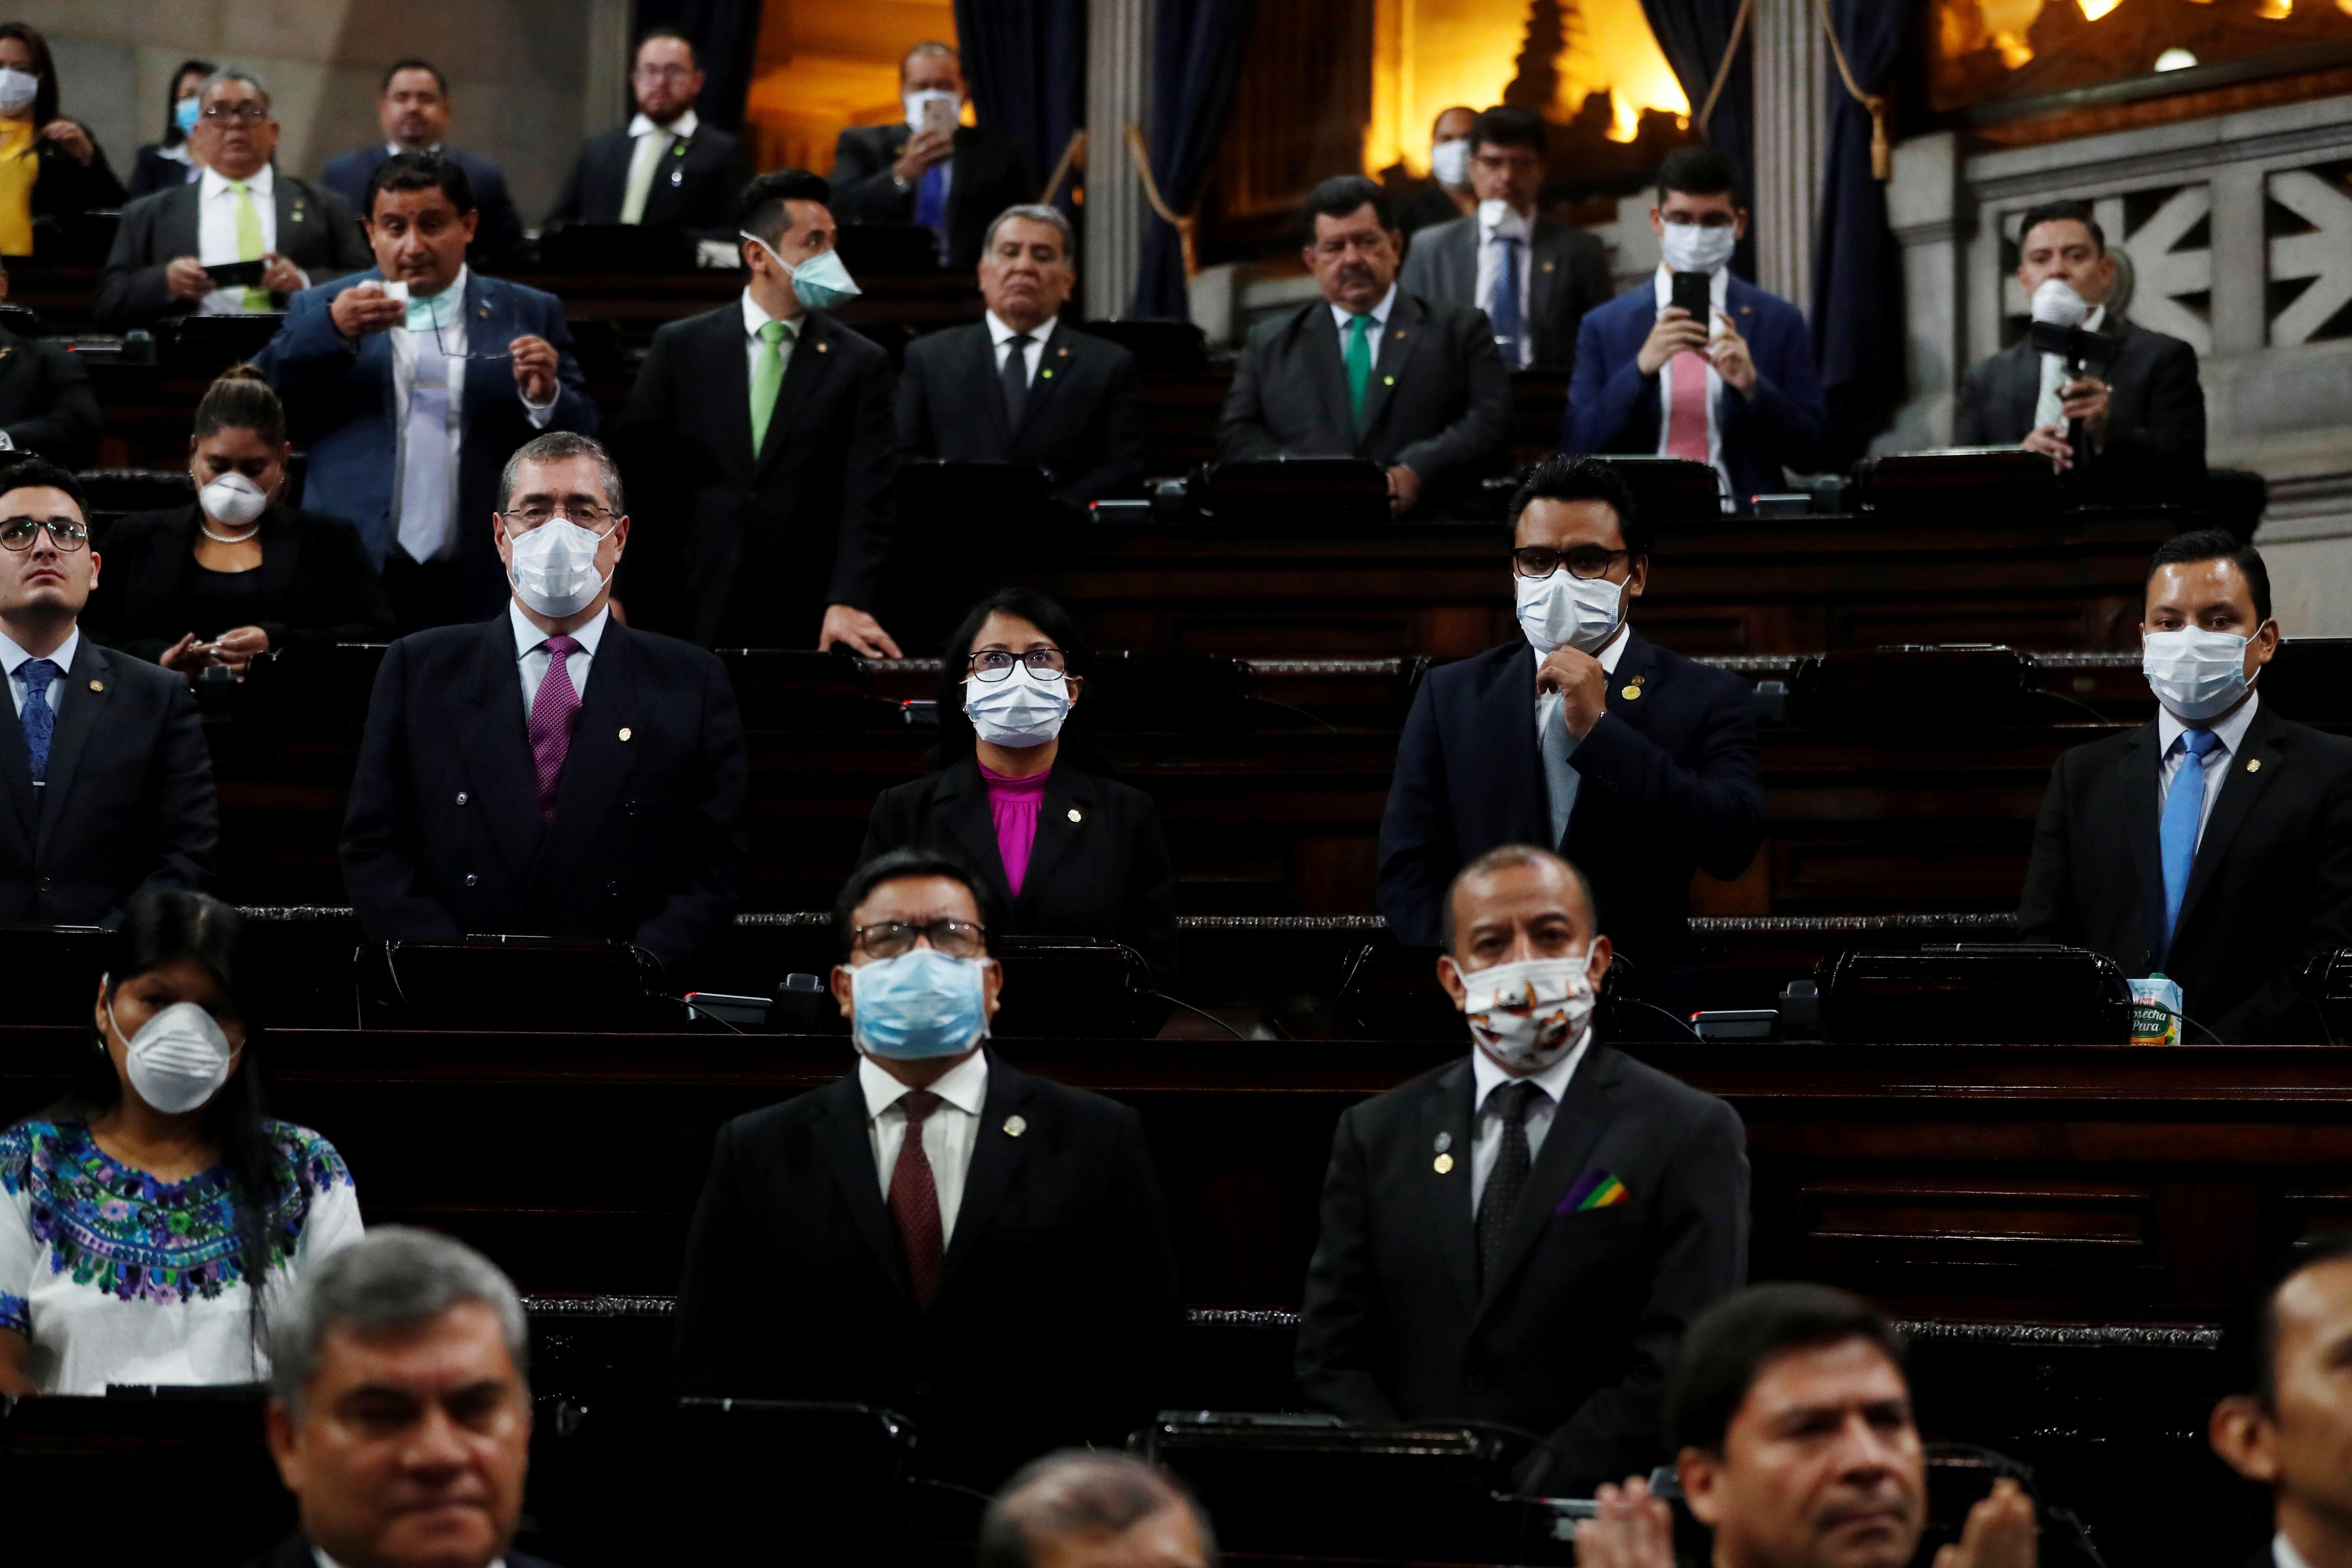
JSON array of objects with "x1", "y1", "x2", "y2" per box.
[
  {"x1": 174, "y1": 96, "x2": 201, "y2": 136},
  {"x1": 740, "y1": 230, "x2": 862, "y2": 312},
  {"x1": 850, "y1": 947, "x2": 990, "y2": 1060}
]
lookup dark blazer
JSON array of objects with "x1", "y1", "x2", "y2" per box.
[
  {"x1": 0, "y1": 322, "x2": 100, "y2": 468},
  {"x1": 254, "y1": 266, "x2": 598, "y2": 621},
  {"x1": 1295, "y1": 1043, "x2": 1749, "y2": 1494},
  {"x1": 239, "y1": 1535, "x2": 565, "y2": 1568},
  {"x1": 338, "y1": 614, "x2": 750, "y2": 977},
  {"x1": 860, "y1": 756, "x2": 1178, "y2": 981},
  {"x1": 1399, "y1": 214, "x2": 1617, "y2": 368},
  {"x1": 22, "y1": 134, "x2": 125, "y2": 243},
  {"x1": 86, "y1": 502, "x2": 395, "y2": 664},
  {"x1": 545, "y1": 122, "x2": 750, "y2": 239},
  {"x1": 0, "y1": 635, "x2": 216, "y2": 926},
  {"x1": 829, "y1": 123, "x2": 1040, "y2": 271},
  {"x1": 318, "y1": 143, "x2": 531, "y2": 270},
  {"x1": 95, "y1": 174, "x2": 371, "y2": 328},
  {"x1": 1378, "y1": 633, "x2": 1764, "y2": 1003},
  {"x1": 1567, "y1": 274, "x2": 1827, "y2": 511},
  {"x1": 1396, "y1": 180, "x2": 1472, "y2": 239},
  {"x1": 1954, "y1": 318, "x2": 2207, "y2": 498},
  {"x1": 2018, "y1": 702, "x2": 2352, "y2": 1043},
  {"x1": 617, "y1": 301, "x2": 895, "y2": 648},
  {"x1": 673, "y1": 1050, "x2": 1183, "y2": 1486},
  {"x1": 1217, "y1": 290, "x2": 1514, "y2": 511},
  {"x1": 895, "y1": 322, "x2": 1146, "y2": 503},
  {"x1": 125, "y1": 144, "x2": 200, "y2": 202}
]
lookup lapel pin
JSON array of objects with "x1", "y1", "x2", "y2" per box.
[
  {"x1": 618, "y1": 726, "x2": 632, "y2": 742},
  {"x1": 1041, "y1": 368, "x2": 1054, "y2": 379},
  {"x1": 1067, "y1": 807, "x2": 1082, "y2": 823},
  {"x1": 1621, "y1": 685, "x2": 1642, "y2": 701},
  {"x1": 1434, "y1": 1152, "x2": 1455, "y2": 1174},
  {"x1": 478, "y1": 304, "x2": 490, "y2": 318},
  {"x1": 1433, "y1": 1131, "x2": 1452, "y2": 1153},
  {"x1": 1393, "y1": 329, "x2": 1407, "y2": 340},
  {"x1": 2248, "y1": 758, "x2": 2263, "y2": 772},
  {"x1": 1058, "y1": 346, "x2": 1069, "y2": 357},
  {"x1": 0, "y1": 347, "x2": 14, "y2": 361},
  {"x1": 89, "y1": 679, "x2": 103, "y2": 692},
  {"x1": 1383, "y1": 374, "x2": 1396, "y2": 386},
  {"x1": 1003, "y1": 1114, "x2": 1026, "y2": 1137},
  {"x1": 817, "y1": 341, "x2": 830, "y2": 353},
  {"x1": 1542, "y1": 260, "x2": 1556, "y2": 273}
]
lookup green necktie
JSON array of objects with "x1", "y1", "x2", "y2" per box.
[
  {"x1": 228, "y1": 180, "x2": 270, "y2": 312},
  {"x1": 748, "y1": 318, "x2": 793, "y2": 456},
  {"x1": 1344, "y1": 313, "x2": 1374, "y2": 432}
]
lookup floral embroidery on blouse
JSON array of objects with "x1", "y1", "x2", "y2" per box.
[{"x1": 0, "y1": 1117, "x2": 353, "y2": 1317}]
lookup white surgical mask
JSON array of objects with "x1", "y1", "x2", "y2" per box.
[
  {"x1": 1479, "y1": 198, "x2": 1530, "y2": 238},
  {"x1": 965, "y1": 668, "x2": 1070, "y2": 747},
  {"x1": 1456, "y1": 953, "x2": 1597, "y2": 1075},
  {"x1": 508, "y1": 517, "x2": 609, "y2": 619},
  {"x1": 1659, "y1": 221, "x2": 1735, "y2": 277},
  {"x1": 1430, "y1": 137, "x2": 1472, "y2": 189},
  {"x1": 904, "y1": 89, "x2": 959, "y2": 135},
  {"x1": 1517, "y1": 571, "x2": 1625, "y2": 655},
  {"x1": 2030, "y1": 276, "x2": 2089, "y2": 329},
  {"x1": 851, "y1": 947, "x2": 990, "y2": 1060},
  {"x1": 109, "y1": 991, "x2": 238, "y2": 1115},
  {"x1": 742, "y1": 231, "x2": 862, "y2": 312},
  {"x1": 198, "y1": 471, "x2": 268, "y2": 527},
  {"x1": 2142, "y1": 627, "x2": 2255, "y2": 723},
  {"x1": 0, "y1": 69, "x2": 39, "y2": 117}
]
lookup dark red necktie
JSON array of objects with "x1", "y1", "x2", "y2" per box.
[{"x1": 888, "y1": 1090, "x2": 945, "y2": 1308}]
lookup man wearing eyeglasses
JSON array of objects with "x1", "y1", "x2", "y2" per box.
[
  {"x1": 97, "y1": 68, "x2": 371, "y2": 328},
  {"x1": 545, "y1": 30, "x2": 750, "y2": 245},
  {"x1": 340, "y1": 431, "x2": 748, "y2": 980},
  {"x1": 674, "y1": 846, "x2": 1182, "y2": 1488},
  {"x1": 0, "y1": 459, "x2": 217, "y2": 926},
  {"x1": 1377, "y1": 454, "x2": 1763, "y2": 1019},
  {"x1": 257, "y1": 151, "x2": 597, "y2": 630}
]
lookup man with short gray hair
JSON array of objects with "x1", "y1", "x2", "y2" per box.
[
  {"x1": 980, "y1": 1451, "x2": 1218, "y2": 1568},
  {"x1": 896, "y1": 203, "x2": 1145, "y2": 504},
  {"x1": 250, "y1": 1228, "x2": 563, "y2": 1568}
]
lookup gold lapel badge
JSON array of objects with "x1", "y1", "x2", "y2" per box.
[
  {"x1": 618, "y1": 727, "x2": 632, "y2": 742},
  {"x1": 1621, "y1": 685, "x2": 1643, "y2": 701},
  {"x1": 1004, "y1": 1115, "x2": 1027, "y2": 1137},
  {"x1": 2248, "y1": 758, "x2": 2263, "y2": 772},
  {"x1": 89, "y1": 679, "x2": 103, "y2": 692},
  {"x1": 1067, "y1": 807, "x2": 1082, "y2": 822},
  {"x1": 1434, "y1": 1152, "x2": 1455, "y2": 1174},
  {"x1": 1041, "y1": 368, "x2": 1054, "y2": 379}
]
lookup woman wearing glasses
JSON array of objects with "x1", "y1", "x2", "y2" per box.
[
  {"x1": 0, "y1": 22, "x2": 124, "y2": 256},
  {"x1": 88, "y1": 365, "x2": 394, "y2": 675},
  {"x1": 860, "y1": 588, "x2": 1178, "y2": 983}
]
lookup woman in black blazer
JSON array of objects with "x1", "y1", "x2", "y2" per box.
[
  {"x1": 860, "y1": 588, "x2": 1179, "y2": 982},
  {"x1": 0, "y1": 23, "x2": 126, "y2": 252},
  {"x1": 89, "y1": 364, "x2": 394, "y2": 670},
  {"x1": 123, "y1": 59, "x2": 214, "y2": 201}
]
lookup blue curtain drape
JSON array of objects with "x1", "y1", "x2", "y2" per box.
[
  {"x1": 952, "y1": 0, "x2": 1087, "y2": 208},
  {"x1": 1810, "y1": 0, "x2": 1916, "y2": 456},
  {"x1": 1130, "y1": 0, "x2": 1255, "y2": 318},
  {"x1": 1637, "y1": 0, "x2": 1757, "y2": 281},
  {"x1": 631, "y1": 0, "x2": 765, "y2": 133}
]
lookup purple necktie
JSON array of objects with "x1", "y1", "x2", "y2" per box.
[{"x1": 529, "y1": 634, "x2": 582, "y2": 819}]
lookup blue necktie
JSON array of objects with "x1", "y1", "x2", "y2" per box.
[
  {"x1": 1491, "y1": 234, "x2": 1523, "y2": 367},
  {"x1": 1540, "y1": 692, "x2": 1579, "y2": 850},
  {"x1": 2159, "y1": 727, "x2": 2223, "y2": 957},
  {"x1": 18, "y1": 657, "x2": 57, "y2": 783},
  {"x1": 914, "y1": 162, "x2": 948, "y2": 256}
]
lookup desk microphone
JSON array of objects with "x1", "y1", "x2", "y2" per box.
[{"x1": 2026, "y1": 278, "x2": 2116, "y2": 470}]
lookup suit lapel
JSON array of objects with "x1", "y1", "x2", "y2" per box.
[
  {"x1": 34, "y1": 640, "x2": 113, "y2": 860},
  {"x1": 2116, "y1": 722, "x2": 2166, "y2": 958},
  {"x1": 939, "y1": 1051, "x2": 1032, "y2": 1293},
  {"x1": 968, "y1": 324, "x2": 1013, "y2": 453},
  {"x1": 537, "y1": 619, "x2": 645, "y2": 888},
  {"x1": 1016, "y1": 330, "x2": 1079, "y2": 444},
  {"x1": 2005, "y1": 341, "x2": 2041, "y2": 438},
  {"x1": 1413, "y1": 1059, "x2": 1481, "y2": 1315},
  {"x1": 755, "y1": 311, "x2": 839, "y2": 480},
  {"x1": 1357, "y1": 296, "x2": 1426, "y2": 447},
  {"x1": 814, "y1": 1073, "x2": 913, "y2": 1299},
  {"x1": 251, "y1": 504, "x2": 302, "y2": 606},
  {"x1": 451, "y1": 618, "x2": 542, "y2": 876},
  {"x1": 0, "y1": 664, "x2": 33, "y2": 853},
  {"x1": 163, "y1": 185, "x2": 202, "y2": 270},
  {"x1": 459, "y1": 273, "x2": 502, "y2": 429},
  {"x1": 1017, "y1": 768, "x2": 1088, "y2": 909},
  {"x1": 274, "y1": 181, "x2": 309, "y2": 265},
  {"x1": 2175, "y1": 705, "x2": 2284, "y2": 945},
  {"x1": 1476, "y1": 1044, "x2": 1619, "y2": 1319},
  {"x1": 933, "y1": 759, "x2": 1017, "y2": 913},
  {"x1": 1301, "y1": 307, "x2": 1356, "y2": 449},
  {"x1": 1494, "y1": 643, "x2": 1551, "y2": 842}
]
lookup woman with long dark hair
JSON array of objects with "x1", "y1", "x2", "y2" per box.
[
  {"x1": 0, "y1": 891, "x2": 362, "y2": 1395},
  {"x1": 0, "y1": 21, "x2": 125, "y2": 254},
  {"x1": 859, "y1": 587, "x2": 1178, "y2": 981},
  {"x1": 126, "y1": 58, "x2": 216, "y2": 200}
]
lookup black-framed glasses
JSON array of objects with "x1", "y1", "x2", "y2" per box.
[
  {"x1": 968, "y1": 648, "x2": 1067, "y2": 683},
  {"x1": 854, "y1": 919, "x2": 988, "y2": 960},
  {"x1": 0, "y1": 515, "x2": 88, "y2": 551},
  {"x1": 1513, "y1": 545, "x2": 1627, "y2": 580},
  {"x1": 497, "y1": 504, "x2": 620, "y2": 534},
  {"x1": 431, "y1": 317, "x2": 521, "y2": 365},
  {"x1": 202, "y1": 104, "x2": 269, "y2": 124},
  {"x1": 633, "y1": 64, "x2": 695, "y2": 82}
]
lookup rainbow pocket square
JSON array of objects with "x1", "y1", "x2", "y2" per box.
[{"x1": 1559, "y1": 1170, "x2": 1630, "y2": 1213}]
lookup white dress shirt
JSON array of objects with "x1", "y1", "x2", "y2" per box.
[
  {"x1": 621, "y1": 108, "x2": 697, "y2": 225},
  {"x1": 987, "y1": 310, "x2": 1057, "y2": 386},
  {"x1": 0, "y1": 625, "x2": 75, "y2": 718},
  {"x1": 2275, "y1": 1533, "x2": 2315, "y2": 1568},
  {"x1": 196, "y1": 162, "x2": 307, "y2": 315},
  {"x1": 1476, "y1": 205, "x2": 1537, "y2": 369},
  {"x1": 1531, "y1": 622, "x2": 1631, "y2": 752},
  {"x1": 388, "y1": 266, "x2": 559, "y2": 536},
  {"x1": 741, "y1": 288, "x2": 801, "y2": 386},
  {"x1": 1467, "y1": 1029, "x2": 1592, "y2": 1215},
  {"x1": 1651, "y1": 263, "x2": 1732, "y2": 504},
  {"x1": 1330, "y1": 283, "x2": 1398, "y2": 340},
  {"x1": 2157, "y1": 689, "x2": 2260, "y2": 851},
  {"x1": 860, "y1": 1050, "x2": 988, "y2": 1244},
  {"x1": 2035, "y1": 303, "x2": 2106, "y2": 432},
  {"x1": 510, "y1": 599, "x2": 607, "y2": 717}
]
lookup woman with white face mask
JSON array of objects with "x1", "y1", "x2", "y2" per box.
[
  {"x1": 0, "y1": 891, "x2": 364, "y2": 1397},
  {"x1": 0, "y1": 21, "x2": 124, "y2": 257},
  {"x1": 86, "y1": 364, "x2": 395, "y2": 676},
  {"x1": 859, "y1": 588, "x2": 1179, "y2": 985}
]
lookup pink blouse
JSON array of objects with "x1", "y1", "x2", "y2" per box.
[{"x1": 978, "y1": 760, "x2": 1050, "y2": 896}]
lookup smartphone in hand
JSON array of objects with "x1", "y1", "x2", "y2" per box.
[
  {"x1": 203, "y1": 259, "x2": 266, "y2": 288},
  {"x1": 921, "y1": 95, "x2": 958, "y2": 138},
  {"x1": 1669, "y1": 270, "x2": 1711, "y2": 328}
]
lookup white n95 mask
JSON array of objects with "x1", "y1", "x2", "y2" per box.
[
  {"x1": 508, "y1": 518, "x2": 609, "y2": 619},
  {"x1": 110, "y1": 993, "x2": 239, "y2": 1115},
  {"x1": 1517, "y1": 571, "x2": 1624, "y2": 655},
  {"x1": 1457, "y1": 954, "x2": 1596, "y2": 1075},
  {"x1": 2142, "y1": 627, "x2": 2254, "y2": 723},
  {"x1": 1659, "y1": 222, "x2": 1735, "y2": 277},
  {"x1": 0, "y1": 70, "x2": 39, "y2": 117},
  {"x1": 2030, "y1": 276, "x2": 2089, "y2": 329},
  {"x1": 1430, "y1": 137, "x2": 1471, "y2": 189},
  {"x1": 965, "y1": 670, "x2": 1070, "y2": 747},
  {"x1": 198, "y1": 471, "x2": 269, "y2": 527}
]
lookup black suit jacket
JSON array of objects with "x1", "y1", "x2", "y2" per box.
[
  {"x1": 125, "y1": 144, "x2": 199, "y2": 202},
  {"x1": 0, "y1": 322, "x2": 100, "y2": 467},
  {"x1": 1216, "y1": 291, "x2": 1513, "y2": 511},
  {"x1": 829, "y1": 123, "x2": 1040, "y2": 271},
  {"x1": 896, "y1": 322, "x2": 1146, "y2": 503},
  {"x1": 319, "y1": 144, "x2": 531, "y2": 270},
  {"x1": 86, "y1": 502, "x2": 395, "y2": 664},
  {"x1": 0, "y1": 636, "x2": 216, "y2": 925},
  {"x1": 618, "y1": 303, "x2": 896, "y2": 647},
  {"x1": 673, "y1": 1050, "x2": 1183, "y2": 1486},
  {"x1": 1399, "y1": 214, "x2": 1617, "y2": 368},
  {"x1": 1295, "y1": 1043, "x2": 1749, "y2": 1494},
  {"x1": 860, "y1": 757, "x2": 1178, "y2": 981},
  {"x1": 239, "y1": 1534, "x2": 565, "y2": 1568},
  {"x1": 1377, "y1": 633, "x2": 1764, "y2": 1001},
  {"x1": 24, "y1": 133, "x2": 125, "y2": 245},
  {"x1": 95, "y1": 175, "x2": 371, "y2": 328},
  {"x1": 2018, "y1": 702, "x2": 2352, "y2": 1043},
  {"x1": 545, "y1": 122, "x2": 751, "y2": 239},
  {"x1": 338, "y1": 614, "x2": 750, "y2": 976},
  {"x1": 1954, "y1": 319, "x2": 2207, "y2": 498}
]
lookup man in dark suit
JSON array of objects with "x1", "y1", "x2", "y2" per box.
[
  {"x1": 1219, "y1": 174, "x2": 1514, "y2": 517},
  {"x1": 95, "y1": 68, "x2": 370, "y2": 328},
  {"x1": 830, "y1": 42, "x2": 1039, "y2": 270},
  {"x1": 1394, "y1": 105, "x2": 1479, "y2": 237},
  {"x1": 1400, "y1": 107, "x2": 1615, "y2": 370},
  {"x1": 674, "y1": 847, "x2": 1183, "y2": 1487},
  {"x1": 618, "y1": 169, "x2": 899, "y2": 655},
  {"x1": 0, "y1": 257, "x2": 98, "y2": 466},
  {"x1": 256, "y1": 152, "x2": 598, "y2": 630},
  {"x1": 340, "y1": 432, "x2": 749, "y2": 980},
  {"x1": 1954, "y1": 197, "x2": 2206, "y2": 500},
  {"x1": 1567, "y1": 146, "x2": 1826, "y2": 513},
  {"x1": 2020, "y1": 531, "x2": 2352, "y2": 1043},
  {"x1": 318, "y1": 59, "x2": 529, "y2": 273},
  {"x1": 1297, "y1": 842, "x2": 1747, "y2": 1495},
  {"x1": 0, "y1": 459, "x2": 214, "y2": 926},
  {"x1": 897, "y1": 203, "x2": 1145, "y2": 503},
  {"x1": 544, "y1": 29, "x2": 751, "y2": 243},
  {"x1": 2212, "y1": 1237, "x2": 2352, "y2": 1568},
  {"x1": 1378, "y1": 456, "x2": 1763, "y2": 1013}
]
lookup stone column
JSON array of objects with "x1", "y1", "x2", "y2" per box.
[
  {"x1": 1749, "y1": 0, "x2": 1828, "y2": 313},
  {"x1": 585, "y1": 0, "x2": 634, "y2": 141},
  {"x1": 1877, "y1": 132, "x2": 1967, "y2": 452},
  {"x1": 1086, "y1": 0, "x2": 1150, "y2": 319}
]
